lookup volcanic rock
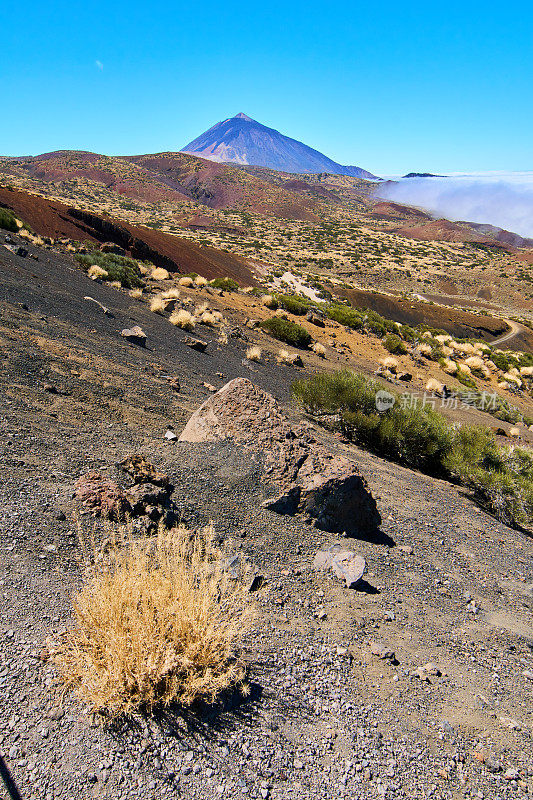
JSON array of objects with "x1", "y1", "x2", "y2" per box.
[
  {"x1": 74, "y1": 471, "x2": 130, "y2": 519},
  {"x1": 121, "y1": 325, "x2": 146, "y2": 346},
  {"x1": 179, "y1": 378, "x2": 380, "y2": 536}
]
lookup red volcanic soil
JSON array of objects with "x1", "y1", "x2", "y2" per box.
[
  {"x1": 0, "y1": 186, "x2": 256, "y2": 285},
  {"x1": 393, "y1": 219, "x2": 490, "y2": 243},
  {"x1": 370, "y1": 201, "x2": 432, "y2": 221},
  {"x1": 121, "y1": 154, "x2": 321, "y2": 220}
]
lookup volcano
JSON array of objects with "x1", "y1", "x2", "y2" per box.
[{"x1": 181, "y1": 113, "x2": 377, "y2": 179}]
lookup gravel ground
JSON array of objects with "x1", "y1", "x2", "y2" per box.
[{"x1": 0, "y1": 237, "x2": 532, "y2": 800}]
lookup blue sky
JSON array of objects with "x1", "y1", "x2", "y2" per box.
[{"x1": 1, "y1": 0, "x2": 532, "y2": 175}]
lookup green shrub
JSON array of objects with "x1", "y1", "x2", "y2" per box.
[
  {"x1": 491, "y1": 351, "x2": 510, "y2": 372},
  {"x1": 325, "y1": 304, "x2": 363, "y2": 329},
  {"x1": 0, "y1": 207, "x2": 18, "y2": 232},
  {"x1": 210, "y1": 277, "x2": 239, "y2": 291},
  {"x1": 444, "y1": 428, "x2": 533, "y2": 527},
  {"x1": 292, "y1": 370, "x2": 452, "y2": 473},
  {"x1": 275, "y1": 294, "x2": 312, "y2": 316},
  {"x1": 260, "y1": 317, "x2": 312, "y2": 348},
  {"x1": 455, "y1": 369, "x2": 477, "y2": 389},
  {"x1": 399, "y1": 324, "x2": 417, "y2": 342},
  {"x1": 76, "y1": 252, "x2": 144, "y2": 288},
  {"x1": 365, "y1": 310, "x2": 396, "y2": 337},
  {"x1": 384, "y1": 334, "x2": 407, "y2": 355},
  {"x1": 292, "y1": 369, "x2": 533, "y2": 528}
]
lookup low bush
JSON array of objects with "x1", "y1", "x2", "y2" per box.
[
  {"x1": 491, "y1": 351, "x2": 511, "y2": 372},
  {"x1": 0, "y1": 207, "x2": 18, "y2": 232},
  {"x1": 276, "y1": 294, "x2": 312, "y2": 316},
  {"x1": 292, "y1": 369, "x2": 533, "y2": 528},
  {"x1": 292, "y1": 370, "x2": 451, "y2": 474},
  {"x1": 47, "y1": 524, "x2": 251, "y2": 716},
  {"x1": 260, "y1": 317, "x2": 312, "y2": 348},
  {"x1": 76, "y1": 252, "x2": 144, "y2": 288},
  {"x1": 444, "y1": 428, "x2": 533, "y2": 527},
  {"x1": 383, "y1": 334, "x2": 407, "y2": 355},
  {"x1": 210, "y1": 277, "x2": 239, "y2": 292},
  {"x1": 325, "y1": 303, "x2": 363, "y2": 329}
]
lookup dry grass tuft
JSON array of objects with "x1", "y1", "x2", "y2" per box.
[
  {"x1": 277, "y1": 348, "x2": 298, "y2": 364},
  {"x1": 441, "y1": 357, "x2": 458, "y2": 375},
  {"x1": 379, "y1": 356, "x2": 398, "y2": 373},
  {"x1": 88, "y1": 265, "x2": 108, "y2": 280},
  {"x1": 150, "y1": 296, "x2": 167, "y2": 314},
  {"x1": 47, "y1": 524, "x2": 252, "y2": 717},
  {"x1": 246, "y1": 346, "x2": 262, "y2": 362},
  {"x1": 195, "y1": 275, "x2": 208, "y2": 287},
  {"x1": 178, "y1": 276, "x2": 194, "y2": 287},
  {"x1": 170, "y1": 310, "x2": 196, "y2": 330},
  {"x1": 129, "y1": 288, "x2": 143, "y2": 299},
  {"x1": 161, "y1": 288, "x2": 181, "y2": 301},
  {"x1": 261, "y1": 294, "x2": 278, "y2": 309},
  {"x1": 425, "y1": 378, "x2": 444, "y2": 395},
  {"x1": 151, "y1": 267, "x2": 170, "y2": 281}
]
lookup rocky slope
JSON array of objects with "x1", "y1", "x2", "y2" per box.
[{"x1": 0, "y1": 233, "x2": 532, "y2": 800}]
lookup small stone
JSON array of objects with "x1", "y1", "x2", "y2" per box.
[
  {"x1": 522, "y1": 670, "x2": 533, "y2": 681},
  {"x1": 164, "y1": 430, "x2": 178, "y2": 441},
  {"x1": 120, "y1": 326, "x2": 147, "y2": 346},
  {"x1": 499, "y1": 716, "x2": 521, "y2": 730},
  {"x1": 185, "y1": 337, "x2": 208, "y2": 352},
  {"x1": 370, "y1": 642, "x2": 395, "y2": 661},
  {"x1": 504, "y1": 768, "x2": 519, "y2": 780}
]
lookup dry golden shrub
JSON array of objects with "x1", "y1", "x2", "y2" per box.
[
  {"x1": 194, "y1": 275, "x2": 208, "y2": 287},
  {"x1": 161, "y1": 288, "x2": 181, "y2": 301},
  {"x1": 178, "y1": 276, "x2": 194, "y2": 287},
  {"x1": 150, "y1": 296, "x2": 167, "y2": 314},
  {"x1": 170, "y1": 310, "x2": 196, "y2": 330},
  {"x1": 151, "y1": 267, "x2": 170, "y2": 280},
  {"x1": 88, "y1": 265, "x2": 108, "y2": 280},
  {"x1": 129, "y1": 288, "x2": 143, "y2": 299},
  {"x1": 48, "y1": 524, "x2": 252, "y2": 717},
  {"x1": 246, "y1": 346, "x2": 262, "y2": 362}
]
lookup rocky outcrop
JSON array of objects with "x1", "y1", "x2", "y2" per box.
[
  {"x1": 179, "y1": 378, "x2": 380, "y2": 537},
  {"x1": 74, "y1": 472, "x2": 130, "y2": 519}
]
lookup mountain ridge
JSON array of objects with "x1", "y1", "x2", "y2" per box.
[{"x1": 181, "y1": 113, "x2": 378, "y2": 180}]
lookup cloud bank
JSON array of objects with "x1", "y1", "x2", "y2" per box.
[{"x1": 379, "y1": 172, "x2": 533, "y2": 239}]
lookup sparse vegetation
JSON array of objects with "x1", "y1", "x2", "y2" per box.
[
  {"x1": 246, "y1": 345, "x2": 262, "y2": 361},
  {"x1": 383, "y1": 334, "x2": 407, "y2": 355},
  {"x1": 325, "y1": 303, "x2": 363, "y2": 330},
  {"x1": 275, "y1": 293, "x2": 311, "y2": 316},
  {"x1": 292, "y1": 370, "x2": 533, "y2": 528},
  {"x1": 76, "y1": 251, "x2": 144, "y2": 288},
  {"x1": 260, "y1": 317, "x2": 312, "y2": 348},
  {"x1": 0, "y1": 207, "x2": 18, "y2": 232},
  {"x1": 170, "y1": 309, "x2": 196, "y2": 330},
  {"x1": 47, "y1": 523, "x2": 251, "y2": 716},
  {"x1": 210, "y1": 277, "x2": 239, "y2": 292}
]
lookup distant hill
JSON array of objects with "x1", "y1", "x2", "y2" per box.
[
  {"x1": 402, "y1": 172, "x2": 447, "y2": 178},
  {"x1": 181, "y1": 113, "x2": 378, "y2": 180}
]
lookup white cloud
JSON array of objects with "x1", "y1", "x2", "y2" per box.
[
  {"x1": 379, "y1": 173, "x2": 533, "y2": 238},
  {"x1": 95, "y1": 60, "x2": 104, "y2": 71}
]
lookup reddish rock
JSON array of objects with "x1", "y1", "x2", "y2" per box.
[{"x1": 74, "y1": 471, "x2": 130, "y2": 519}]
